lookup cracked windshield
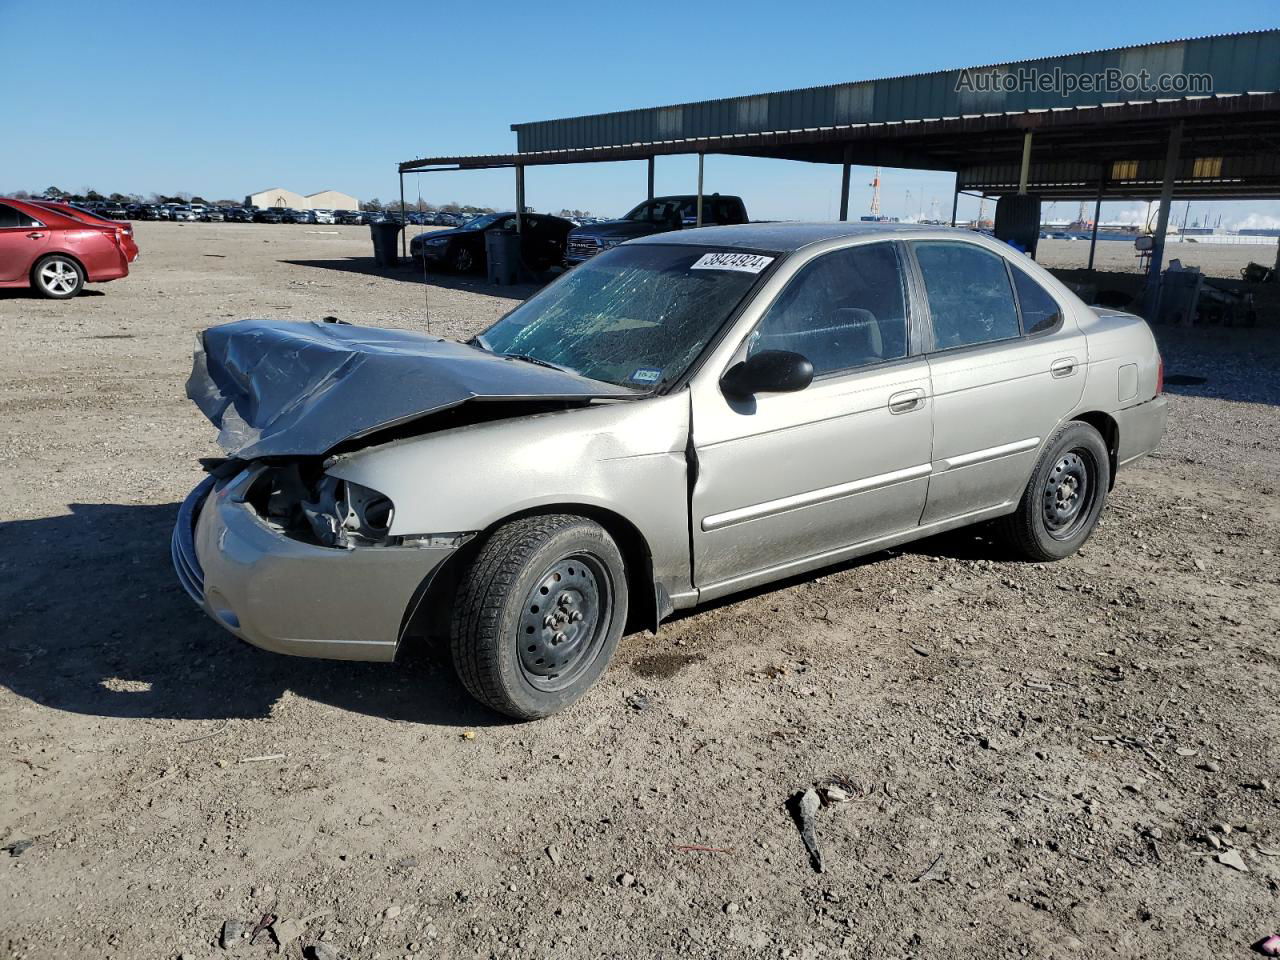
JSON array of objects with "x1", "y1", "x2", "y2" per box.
[{"x1": 477, "y1": 245, "x2": 775, "y2": 388}]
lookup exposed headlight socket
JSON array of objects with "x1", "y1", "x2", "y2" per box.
[{"x1": 302, "y1": 477, "x2": 395, "y2": 548}]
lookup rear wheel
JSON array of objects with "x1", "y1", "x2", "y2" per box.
[
  {"x1": 996, "y1": 421, "x2": 1110, "y2": 561},
  {"x1": 33, "y1": 255, "x2": 85, "y2": 299},
  {"x1": 450, "y1": 515, "x2": 628, "y2": 720}
]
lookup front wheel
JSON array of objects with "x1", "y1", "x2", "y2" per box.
[
  {"x1": 996, "y1": 421, "x2": 1110, "y2": 561},
  {"x1": 450, "y1": 515, "x2": 628, "y2": 720},
  {"x1": 449, "y1": 244, "x2": 475, "y2": 273},
  {"x1": 33, "y1": 255, "x2": 85, "y2": 299}
]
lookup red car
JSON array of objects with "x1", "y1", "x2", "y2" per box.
[{"x1": 0, "y1": 197, "x2": 139, "y2": 299}]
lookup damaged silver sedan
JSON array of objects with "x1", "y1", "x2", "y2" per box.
[{"x1": 173, "y1": 223, "x2": 1167, "y2": 719}]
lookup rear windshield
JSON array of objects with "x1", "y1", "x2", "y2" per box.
[{"x1": 478, "y1": 244, "x2": 778, "y2": 389}]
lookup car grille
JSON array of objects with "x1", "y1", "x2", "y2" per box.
[
  {"x1": 566, "y1": 236, "x2": 602, "y2": 260},
  {"x1": 171, "y1": 475, "x2": 215, "y2": 603}
]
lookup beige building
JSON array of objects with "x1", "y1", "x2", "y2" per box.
[
  {"x1": 244, "y1": 187, "x2": 358, "y2": 210},
  {"x1": 305, "y1": 190, "x2": 358, "y2": 210}
]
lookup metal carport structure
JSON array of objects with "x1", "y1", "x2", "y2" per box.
[{"x1": 397, "y1": 30, "x2": 1280, "y2": 315}]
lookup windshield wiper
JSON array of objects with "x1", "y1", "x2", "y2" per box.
[{"x1": 503, "y1": 353, "x2": 574, "y2": 374}]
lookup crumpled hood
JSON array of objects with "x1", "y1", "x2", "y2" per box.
[{"x1": 186, "y1": 318, "x2": 635, "y2": 459}]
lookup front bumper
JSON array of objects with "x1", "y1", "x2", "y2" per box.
[
  {"x1": 414, "y1": 243, "x2": 449, "y2": 261},
  {"x1": 171, "y1": 470, "x2": 457, "y2": 662}
]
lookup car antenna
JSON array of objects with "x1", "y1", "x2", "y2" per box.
[{"x1": 418, "y1": 178, "x2": 430, "y2": 334}]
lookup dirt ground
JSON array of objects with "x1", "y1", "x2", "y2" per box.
[{"x1": 1, "y1": 222, "x2": 1278, "y2": 960}]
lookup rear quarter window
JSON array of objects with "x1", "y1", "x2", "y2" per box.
[{"x1": 1010, "y1": 267, "x2": 1064, "y2": 335}]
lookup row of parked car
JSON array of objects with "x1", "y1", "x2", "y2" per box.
[{"x1": 66, "y1": 200, "x2": 503, "y2": 228}]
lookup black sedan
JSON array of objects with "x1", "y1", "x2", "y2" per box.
[
  {"x1": 254, "y1": 209, "x2": 284, "y2": 224},
  {"x1": 409, "y1": 212, "x2": 573, "y2": 274}
]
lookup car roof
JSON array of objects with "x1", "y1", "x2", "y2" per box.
[{"x1": 627, "y1": 221, "x2": 974, "y2": 252}]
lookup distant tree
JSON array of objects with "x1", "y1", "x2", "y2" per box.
[
  {"x1": 175, "y1": 191, "x2": 192, "y2": 202},
  {"x1": 11, "y1": 189, "x2": 31, "y2": 200},
  {"x1": 44, "y1": 186, "x2": 66, "y2": 198},
  {"x1": 442, "y1": 201, "x2": 461, "y2": 213},
  {"x1": 361, "y1": 198, "x2": 384, "y2": 211},
  {"x1": 215, "y1": 199, "x2": 237, "y2": 207},
  {"x1": 84, "y1": 188, "x2": 104, "y2": 201},
  {"x1": 191, "y1": 196, "x2": 208, "y2": 205},
  {"x1": 147, "y1": 192, "x2": 165, "y2": 203},
  {"x1": 108, "y1": 192, "x2": 126, "y2": 202}
]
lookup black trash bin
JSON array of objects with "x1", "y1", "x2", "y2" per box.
[
  {"x1": 370, "y1": 221, "x2": 404, "y2": 267},
  {"x1": 485, "y1": 229, "x2": 522, "y2": 285}
]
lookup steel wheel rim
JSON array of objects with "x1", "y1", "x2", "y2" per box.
[
  {"x1": 39, "y1": 260, "x2": 79, "y2": 295},
  {"x1": 1042, "y1": 449, "x2": 1095, "y2": 540},
  {"x1": 518, "y1": 553, "x2": 611, "y2": 692}
]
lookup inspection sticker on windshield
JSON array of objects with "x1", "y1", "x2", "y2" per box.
[
  {"x1": 630, "y1": 367, "x2": 662, "y2": 384},
  {"x1": 690, "y1": 252, "x2": 774, "y2": 274}
]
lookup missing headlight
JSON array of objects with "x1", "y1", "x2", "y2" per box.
[
  {"x1": 302, "y1": 476, "x2": 395, "y2": 548},
  {"x1": 242, "y1": 464, "x2": 396, "y2": 548}
]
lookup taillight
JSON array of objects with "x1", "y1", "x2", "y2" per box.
[{"x1": 1155, "y1": 354, "x2": 1164, "y2": 396}]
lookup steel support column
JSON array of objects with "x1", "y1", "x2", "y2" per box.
[
  {"x1": 647, "y1": 156, "x2": 655, "y2": 200},
  {"x1": 1087, "y1": 176, "x2": 1104, "y2": 272},
  {"x1": 1017, "y1": 131, "x2": 1033, "y2": 195},
  {"x1": 696, "y1": 152, "x2": 704, "y2": 227},
  {"x1": 399, "y1": 171, "x2": 406, "y2": 257},
  {"x1": 515, "y1": 164, "x2": 526, "y2": 234},
  {"x1": 838, "y1": 148, "x2": 851, "y2": 222},
  {"x1": 1143, "y1": 122, "x2": 1183, "y2": 319},
  {"x1": 950, "y1": 180, "x2": 959, "y2": 227}
]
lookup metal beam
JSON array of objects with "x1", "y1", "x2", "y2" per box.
[
  {"x1": 515, "y1": 164, "x2": 525, "y2": 234},
  {"x1": 838, "y1": 147, "x2": 851, "y2": 221},
  {"x1": 1143, "y1": 121, "x2": 1184, "y2": 319},
  {"x1": 696, "y1": 152, "x2": 704, "y2": 227},
  {"x1": 950, "y1": 179, "x2": 959, "y2": 227},
  {"x1": 647, "y1": 156, "x2": 655, "y2": 200},
  {"x1": 1017, "y1": 131, "x2": 1033, "y2": 195},
  {"x1": 1087, "y1": 175, "x2": 1104, "y2": 271},
  {"x1": 399, "y1": 171, "x2": 406, "y2": 258}
]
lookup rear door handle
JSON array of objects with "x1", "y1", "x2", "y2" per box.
[
  {"x1": 27, "y1": 232, "x2": 45, "y2": 239},
  {"x1": 888, "y1": 388, "x2": 926, "y2": 414},
  {"x1": 1050, "y1": 357, "x2": 1078, "y2": 378}
]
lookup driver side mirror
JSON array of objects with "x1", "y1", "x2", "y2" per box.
[{"x1": 720, "y1": 350, "x2": 814, "y2": 399}]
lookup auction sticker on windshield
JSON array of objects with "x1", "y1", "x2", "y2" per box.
[{"x1": 690, "y1": 252, "x2": 774, "y2": 273}]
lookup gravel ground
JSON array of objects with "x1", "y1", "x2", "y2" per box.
[{"x1": 1, "y1": 222, "x2": 1278, "y2": 960}]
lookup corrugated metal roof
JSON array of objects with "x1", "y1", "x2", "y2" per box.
[{"x1": 511, "y1": 30, "x2": 1280, "y2": 153}]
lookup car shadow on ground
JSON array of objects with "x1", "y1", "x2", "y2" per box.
[
  {"x1": 0, "y1": 501, "x2": 501, "y2": 729},
  {"x1": 0, "y1": 288, "x2": 106, "y2": 300},
  {"x1": 280, "y1": 257, "x2": 546, "y2": 301},
  {"x1": 1151, "y1": 326, "x2": 1280, "y2": 406}
]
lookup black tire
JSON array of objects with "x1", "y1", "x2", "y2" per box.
[
  {"x1": 450, "y1": 514, "x2": 628, "y2": 720},
  {"x1": 449, "y1": 244, "x2": 476, "y2": 273},
  {"x1": 996, "y1": 421, "x2": 1110, "y2": 561},
  {"x1": 32, "y1": 255, "x2": 85, "y2": 300}
]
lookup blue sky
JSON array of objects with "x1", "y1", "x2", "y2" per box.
[{"x1": 3, "y1": 0, "x2": 1277, "y2": 225}]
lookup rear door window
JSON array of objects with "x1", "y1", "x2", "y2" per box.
[
  {"x1": 747, "y1": 241, "x2": 910, "y2": 376},
  {"x1": 912, "y1": 241, "x2": 1021, "y2": 350},
  {"x1": 0, "y1": 203, "x2": 39, "y2": 228}
]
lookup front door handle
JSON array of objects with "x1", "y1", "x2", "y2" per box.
[
  {"x1": 1050, "y1": 357, "x2": 1078, "y2": 378},
  {"x1": 888, "y1": 388, "x2": 926, "y2": 414},
  {"x1": 27, "y1": 232, "x2": 46, "y2": 239}
]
